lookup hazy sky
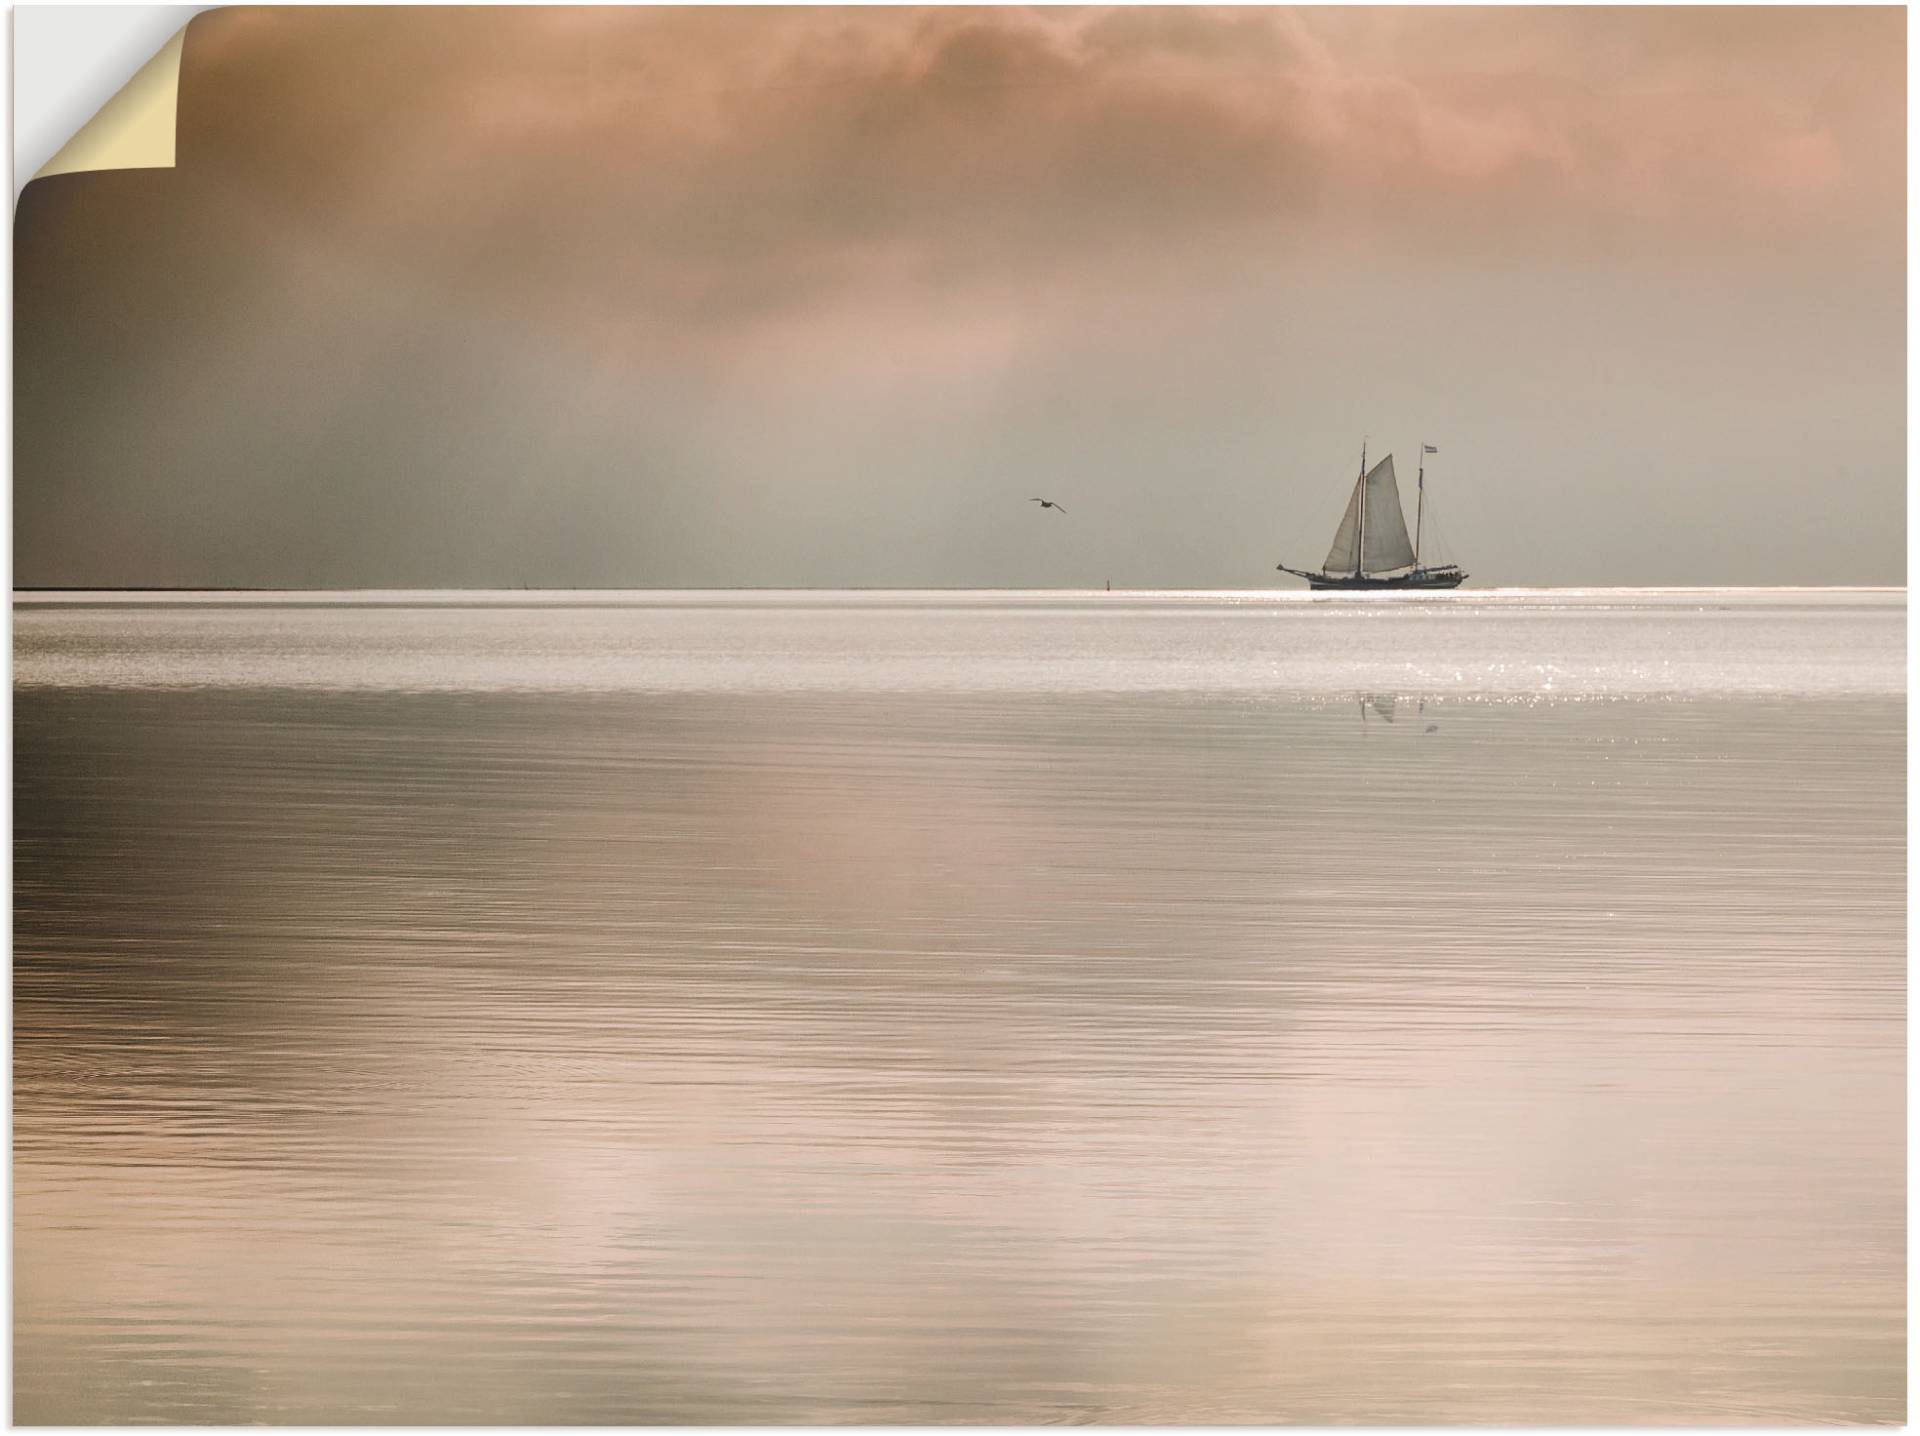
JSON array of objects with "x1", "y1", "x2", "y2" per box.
[{"x1": 14, "y1": 5, "x2": 1906, "y2": 588}]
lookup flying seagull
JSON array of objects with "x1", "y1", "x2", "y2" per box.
[{"x1": 1030, "y1": 498, "x2": 1067, "y2": 514}]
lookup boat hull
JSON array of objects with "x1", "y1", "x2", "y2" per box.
[{"x1": 1303, "y1": 570, "x2": 1467, "y2": 591}]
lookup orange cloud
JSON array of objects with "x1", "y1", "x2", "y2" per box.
[{"x1": 149, "y1": 4, "x2": 1899, "y2": 352}]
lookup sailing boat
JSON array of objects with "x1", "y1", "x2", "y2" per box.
[{"x1": 1277, "y1": 443, "x2": 1466, "y2": 590}]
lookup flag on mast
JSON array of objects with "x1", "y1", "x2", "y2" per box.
[{"x1": 1422, "y1": 444, "x2": 1438, "y2": 454}]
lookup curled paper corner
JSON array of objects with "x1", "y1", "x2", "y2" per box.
[{"x1": 34, "y1": 24, "x2": 188, "y2": 182}]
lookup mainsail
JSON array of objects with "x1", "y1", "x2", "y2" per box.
[
  {"x1": 1323, "y1": 455, "x2": 1417, "y2": 575},
  {"x1": 1361, "y1": 455, "x2": 1416, "y2": 573}
]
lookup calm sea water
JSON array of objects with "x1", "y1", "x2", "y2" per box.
[{"x1": 13, "y1": 590, "x2": 1905, "y2": 1424}]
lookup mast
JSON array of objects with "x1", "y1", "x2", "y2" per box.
[
  {"x1": 1355, "y1": 439, "x2": 1367, "y2": 577},
  {"x1": 1415, "y1": 443, "x2": 1437, "y2": 571},
  {"x1": 1415, "y1": 443, "x2": 1425, "y2": 570}
]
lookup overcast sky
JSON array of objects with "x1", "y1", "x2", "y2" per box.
[{"x1": 14, "y1": 5, "x2": 1906, "y2": 588}]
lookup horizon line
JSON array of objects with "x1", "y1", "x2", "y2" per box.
[{"x1": 13, "y1": 584, "x2": 1907, "y2": 597}]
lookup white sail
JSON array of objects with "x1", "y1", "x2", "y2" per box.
[
  {"x1": 1322, "y1": 475, "x2": 1364, "y2": 574},
  {"x1": 1361, "y1": 455, "x2": 1416, "y2": 573}
]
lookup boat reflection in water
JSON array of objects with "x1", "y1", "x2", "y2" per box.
[{"x1": 1359, "y1": 693, "x2": 1440, "y2": 732}]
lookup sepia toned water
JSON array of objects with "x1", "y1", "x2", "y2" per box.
[{"x1": 14, "y1": 590, "x2": 1905, "y2": 1425}]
